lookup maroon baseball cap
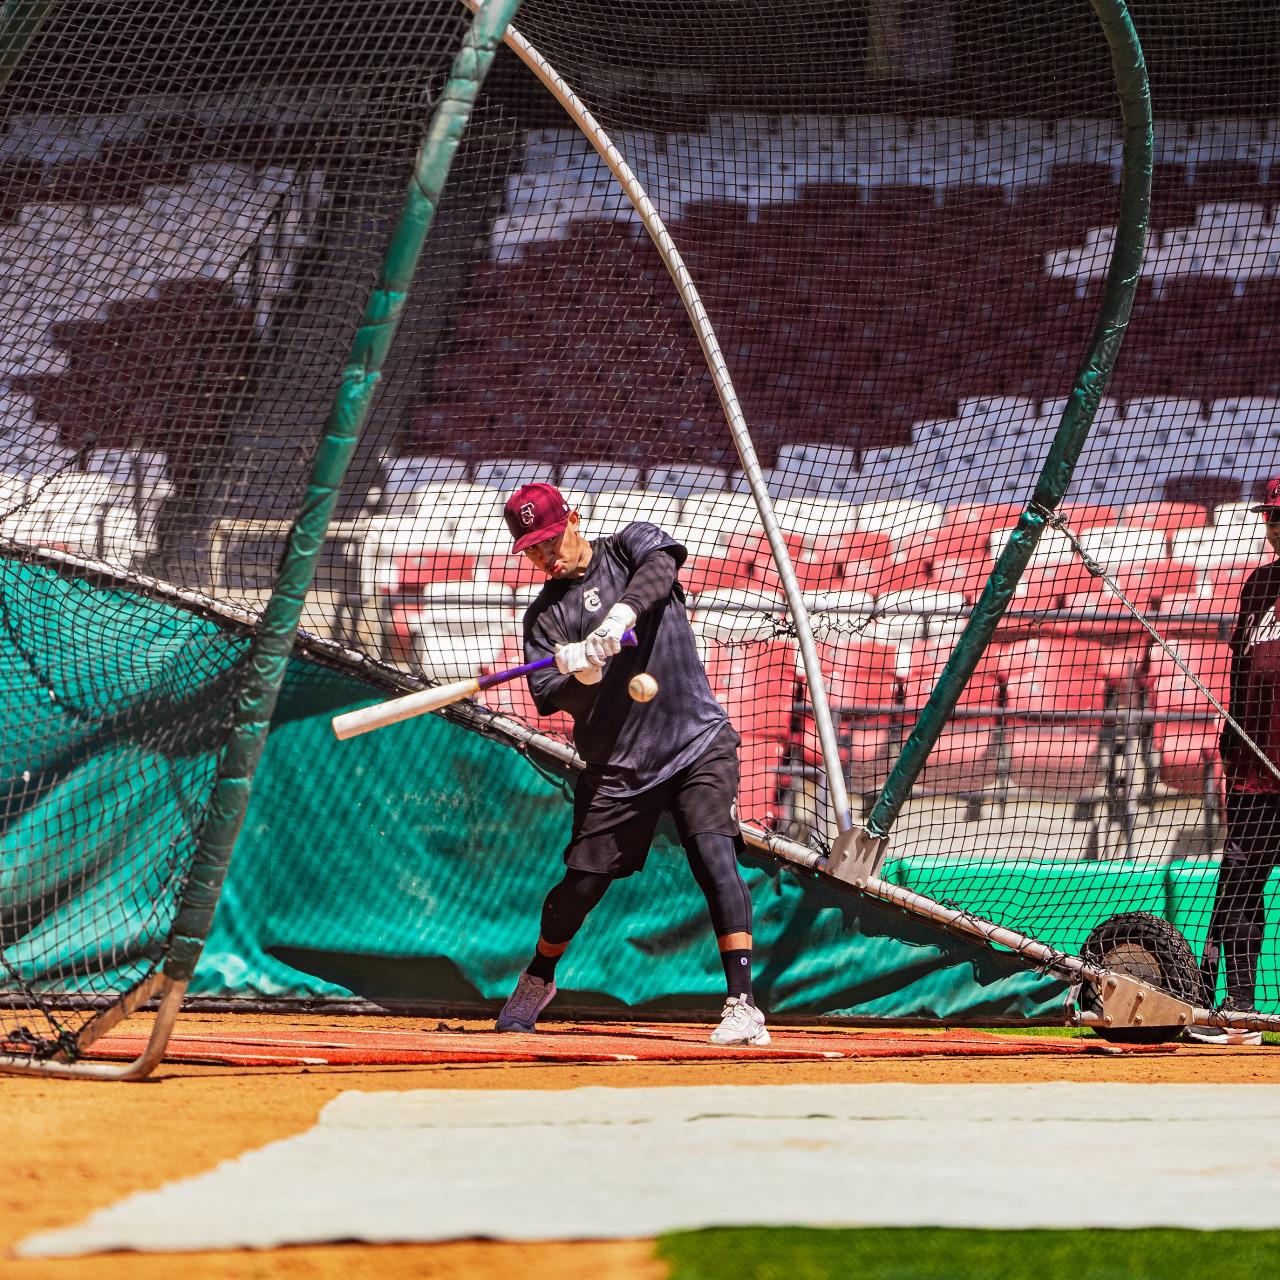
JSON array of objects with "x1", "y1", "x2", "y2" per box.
[
  {"x1": 1252, "y1": 475, "x2": 1280, "y2": 513},
  {"x1": 504, "y1": 482, "x2": 572, "y2": 553}
]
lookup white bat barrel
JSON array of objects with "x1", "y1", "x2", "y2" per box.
[{"x1": 331, "y1": 677, "x2": 480, "y2": 740}]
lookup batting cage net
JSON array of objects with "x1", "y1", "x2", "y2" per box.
[{"x1": 1, "y1": 0, "x2": 1278, "y2": 1058}]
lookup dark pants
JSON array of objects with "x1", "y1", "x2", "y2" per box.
[{"x1": 1202, "y1": 791, "x2": 1280, "y2": 1007}]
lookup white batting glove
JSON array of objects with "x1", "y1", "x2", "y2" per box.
[
  {"x1": 555, "y1": 640, "x2": 605, "y2": 685},
  {"x1": 584, "y1": 603, "x2": 637, "y2": 667}
]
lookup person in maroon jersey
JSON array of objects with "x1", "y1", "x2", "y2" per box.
[{"x1": 1188, "y1": 476, "x2": 1280, "y2": 1045}]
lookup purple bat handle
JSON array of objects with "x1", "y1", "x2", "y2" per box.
[{"x1": 476, "y1": 628, "x2": 638, "y2": 691}]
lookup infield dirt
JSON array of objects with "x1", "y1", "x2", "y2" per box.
[{"x1": 6, "y1": 1010, "x2": 1280, "y2": 1280}]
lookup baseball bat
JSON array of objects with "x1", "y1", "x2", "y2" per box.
[{"x1": 331, "y1": 628, "x2": 637, "y2": 740}]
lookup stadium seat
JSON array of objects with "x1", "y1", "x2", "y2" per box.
[
  {"x1": 679, "y1": 549, "x2": 757, "y2": 596},
  {"x1": 678, "y1": 491, "x2": 767, "y2": 545},
  {"x1": 472, "y1": 458, "x2": 557, "y2": 490},
  {"x1": 1119, "y1": 501, "x2": 1212, "y2": 541},
  {"x1": 478, "y1": 636, "x2": 574, "y2": 737},
  {"x1": 903, "y1": 646, "x2": 1003, "y2": 796},
  {"x1": 392, "y1": 550, "x2": 478, "y2": 591},
  {"x1": 590, "y1": 487, "x2": 684, "y2": 535},
  {"x1": 406, "y1": 623, "x2": 505, "y2": 684},
  {"x1": 1170, "y1": 524, "x2": 1270, "y2": 571},
  {"x1": 773, "y1": 496, "x2": 861, "y2": 545},
  {"x1": 1076, "y1": 525, "x2": 1171, "y2": 573},
  {"x1": 704, "y1": 638, "x2": 799, "y2": 744},
  {"x1": 736, "y1": 735, "x2": 788, "y2": 829},
  {"x1": 1145, "y1": 638, "x2": 1231, "y2": 795},
  {"x1": 557, "y1": 461, "x2": 642, "y2": 493},
  {"x1": 388, "y1": 578, "x2": 512, "y2": 663},
  {"x1": 927, "y1": 555, "x2": 995, "y2": 604},
  {"x1": 799, "y1": 636, "x2": 901, "y2": 795},
  {"x1": 479, "y1": 553, "x2": 548, "y2": 590},
  {"x1": 1110, "y1": 560, "x2": 1200, "y2": 611},
  {"x1": 855, "y1": 498, "x2": 946, "y2": 545},
  {"x1": 794, "y1": 531, "x2": 894, "y2": 593},
  {"x1": 998, "y1": 637, "x2": 1112, "y2": 798},
  {"x1": 644, "y1": 462, "x2": 728, "y2": 497}
]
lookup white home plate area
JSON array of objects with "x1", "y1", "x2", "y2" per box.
[{"x1": 21, "y1": 1084, "x2": 1280, "y2": 1256}]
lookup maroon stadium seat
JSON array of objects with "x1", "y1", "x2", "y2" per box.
[{"x1": 1146, "y1": 639, "x2": 1232, "y2": 795}]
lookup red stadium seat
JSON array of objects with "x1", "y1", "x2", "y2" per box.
[
  {"x1": 902, "y1": 646, "x2": 1003, "y2": 795},
  {"x1": 928, "y1": 555, "x2": 996, "y2": 605},
  {"x1": 1120, "y1": 502, "x2": 1211, "y2": 540},
  {"x1": 1052, "y1": 583, "x2": 1145, "y2": 644},
  {"x1": 481, "y1": 554, "x2": 550, "y2": 590},
  {"x1": 930, "y1": 503, "x2": 1026, "y2": 563},
  {"x1": 737, "y1": 736, "x2": 788, "y2": 829},
  {"x1": 798, "y1": 638, "x2": 901, "y2": 794},
  {"x1": 680, "y1": 551, "x2": 757, "y2": 596},
  {"x1": 1057, "y1": 503, "x2": 1121, "y2": 530},
  {"x1": 393, "y1": 551, "x2": 478, "y2": 591},
  {"x1": 1107, "y1": 560, "x2": 1200, "y2": 611},
  {"x1": 791, "y1": 533, "x2": 895, "y2": 594},
  {"x1": 1208, "y1": 562, "x2": 1266, "y2": 602},
  {"x1": 704, "y1": 639, "x2": 799, "y2": 744},
  {"x1": 997, "y1": 637, "x2": 1113, "y2": 797},
  {"x1": 1146, "y1": 639, "x2": 1231, "y2": 795},
  {"x1": 477, "y1": 637, "x2": 574, "y2": 737},
  {"x1": 1154, "y1": 583, "x2": 1239, "y2": 640}
]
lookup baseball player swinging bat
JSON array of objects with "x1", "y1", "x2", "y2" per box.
[{"x1": 331, "y1": 628, "x2": 638, "y2": 740}]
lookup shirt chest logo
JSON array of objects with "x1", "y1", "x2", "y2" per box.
[{"x1": 583, "y1": 587, "x2": 602, "y2": 612}]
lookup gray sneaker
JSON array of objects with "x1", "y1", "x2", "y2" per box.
[
  {"x1": 1186, "y1": 1000, "x2": 1263, "y2": 1046},
  {"x1": 710, "y1": 995, "x2": 771, "y2": 1046},
  {"x1": 495, "y1": 972, "x2": 557, "y2": 1032}
]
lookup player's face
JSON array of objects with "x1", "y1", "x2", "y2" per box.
[
  {"x1": 524, "y1": 512, "x2": 590, "y2": 578},
  {"x1": 1265, "y1": 509, "x2": 1280, "y2": 557}
]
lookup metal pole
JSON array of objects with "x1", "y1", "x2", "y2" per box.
[{"x1": 472, "y1": 4, "x2": 855, "y2": 841}]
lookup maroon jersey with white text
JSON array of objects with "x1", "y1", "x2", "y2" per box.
[{"x1": 1222, "y1": 560, "x2": 1280, "y2": 793}]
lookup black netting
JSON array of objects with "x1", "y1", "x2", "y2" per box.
[{"x1": 2, "y1": 0, "x2": 1279, "y2": 1050}]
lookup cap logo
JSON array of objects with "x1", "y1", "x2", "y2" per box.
[{"x1": 519, "y1": 502, "x2": 535, "y2": 527}]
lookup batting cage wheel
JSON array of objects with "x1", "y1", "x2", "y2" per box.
[{"x1": 1081, "y1": 912, "x2": 1206, "y2": 1044}]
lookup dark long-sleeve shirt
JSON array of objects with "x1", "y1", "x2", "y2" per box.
[{"x1": 522, "y1": 522, "x2": 730, "y2": 796}]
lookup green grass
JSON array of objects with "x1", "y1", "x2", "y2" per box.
[{"x1": 659, "y1": 1228, "x2": 1280, "y2": 1280}]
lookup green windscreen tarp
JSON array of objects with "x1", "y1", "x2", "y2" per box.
[
  {"x1": 4, "y1": 566, "x2": 1271, "y2": 1022},
  {"x1": 194, "y1": 660, "x2": 1069, "y2": 1020},
  {"x1": 0, "y1": 559, "x2": 246, "y2": 1000}
]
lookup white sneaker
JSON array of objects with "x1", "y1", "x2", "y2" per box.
[
  {"x1": 1185, "y1": 999, "x2": 1264, "y2": 1046},
  {"x1": 710, "y1": 995, "x2": 771, "y2": 1046},
  {"x1": 495, "y1": 972, "x2": 557, "y2": 1032}
]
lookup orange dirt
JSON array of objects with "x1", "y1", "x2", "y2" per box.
[{"x1": 5, "y1": 1010, "x2": 1280, "y2": 1280}]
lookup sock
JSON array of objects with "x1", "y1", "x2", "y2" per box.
[
  {"x1": 720, "y1": 948, "x2": 752, "y2": 1000},
  {"x1": 526, "y1": 947, "x2": 560, "y2": 983}
]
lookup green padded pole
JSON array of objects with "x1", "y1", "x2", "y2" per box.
[
  {"x1": 864, "y1": 0, "x2": 1151, "y2": 840},
  {"x1": 165, "y1": 0, "x2": 525, "y2": 980},
  {"x1": 0, "y1": 0, "x2": 57, "y2": 95}
]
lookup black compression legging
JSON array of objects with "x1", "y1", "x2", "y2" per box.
[
  {"x1": 539, "y1": 867, "x2": 615, "y2": 946},
  {"x1": 684, "y1": 832, "x2": 753, "y2": 938},
  {"x1": 538, "y1": 833, "x2": 751, "y2": 948}
]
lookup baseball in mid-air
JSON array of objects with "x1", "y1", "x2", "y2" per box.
[{"x1": 628, "y1": 672, "x2": 659, "y2": 703}]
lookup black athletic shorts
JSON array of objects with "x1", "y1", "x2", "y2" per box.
[{"x1": 564, "y1": 723, "x2": 741, "y2": 877}]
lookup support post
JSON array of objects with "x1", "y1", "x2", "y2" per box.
[{"x1": 864, "y1": 0, "x2": 1152, "y2": 842}]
